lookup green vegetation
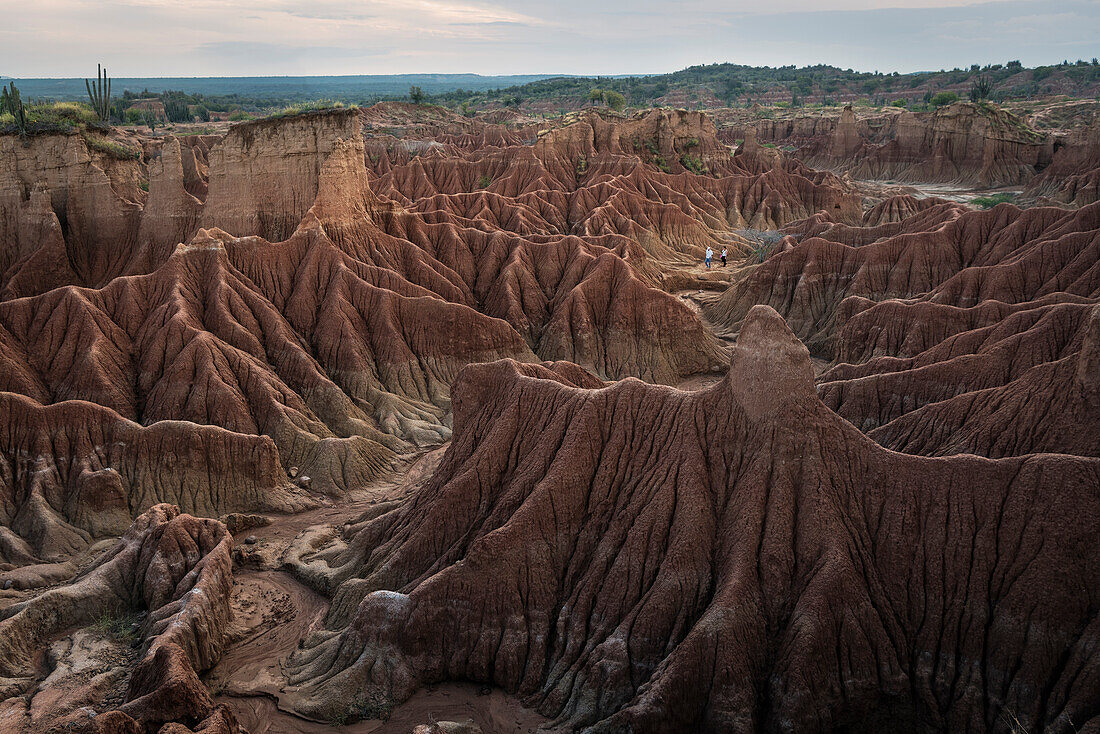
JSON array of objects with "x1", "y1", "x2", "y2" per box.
[
  {"x1": 420, "y1": 59, "x2": 1100, "y2": 114},
  {"x1": 8, "y1": 59, "x2": 1098, "y2": 129},
  {"x1": 82, "y1": 131, "x2": 141, "y2": 159},
  {"x1": 85, "y1": 63, "x2": 112, "y2": 121},
  {"x1": 477, "y1": 173, "x2": 492, "y2": 189},
  {"x1": 740, "y1": 229, "x2": 787, "y2": 263},
  {"x1": 969, "y1": 75, "x2": 993, "y2": 102},
  {"x1": 1, "y1": 98, "x2": 102, "y2": 137},
  {"x1": 931, "y1": 91, "x2": 959, "y2": 107},
  {"x1": 971, "y1": 192, "x2": 1017, "y2": 209},
  {"x1": 91, "y1": 607, "x2": 141, "y2": 644},
  {"x1": 1, "y1": 82, "x2": 28, "y2": 137},
  {"x1": 228, "y1": 110, "x2": 253, "y2": 121},
  {"x1": 588, "y1": 87, "x2": 626, "y2": 111},
  {"x1": 680, "y1": 154, "x2": 707, "y2": 175},
  {"x1": 268, "y1": 99, "x2": 355, "y2": 119}
]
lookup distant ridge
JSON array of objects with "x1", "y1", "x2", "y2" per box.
[{"x1": 8, "y1": 74, "x2": 569, "y2": 101}]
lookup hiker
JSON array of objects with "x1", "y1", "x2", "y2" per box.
[
  {"x1": 721, "y1": 247, "x2": 728, "y2": 267},
  {"x1": 705, "y1": 246, "x2": 713, "y2": 269}
]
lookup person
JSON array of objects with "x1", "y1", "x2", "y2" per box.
[
  {"x1": 721, "y1": 247, "x2": 728, "y2": 267},
  {"x1": 705, "y1": 246, "x2": 713, "y2": 269}
]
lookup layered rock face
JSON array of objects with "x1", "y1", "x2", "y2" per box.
[
  {"x1": 727, "y1": 103, "x2": 1072, "y2": 193},
  {"x1": 707, "y1": 198, "x2": 1100, "y2": 458},
  {"x1": 281, "y1": 308, "x2": 1100, "y2": 732},
  {"x1": 1024, "y1": 117, "x2": 1100, "y2": 206}
]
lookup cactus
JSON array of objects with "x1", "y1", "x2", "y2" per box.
[
  {"x1": 85, "y1": 63, "x2": 112, "y2": 121},
  {"x1": 1, "y1": 82, "x2": 29, "y2": 138},
  {"x1": 969, "y1": 75, "x2": 993, "y2": 103}
]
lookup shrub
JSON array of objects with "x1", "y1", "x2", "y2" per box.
[
  {"x1": 1, "y1": 99, "x2": 107, "y2": 137},
  {"x1": 931, "y1": 91, "x2": 959, "y2": 107},
  {"x1": 604, "y1": 90, "x2": 626, "y2": 111},
  {"x1": 891, "y1": 99, "x2": 908, "y2": 107},
  {"x1": 680, "y1": 154, "x2": 707, "y2": 175},
  {"x1": 739, "y1": 229, "x2": 787, "y2": 263},
  {"x1": 970, "y1": 192, "x2": 1016, "y2": 209},
  {"x1": 82, "y1": 132, "x2": 141, "y2": 160},
  {"x1": 228, "y1": 110, "x2": 253, "y2": 121},
  {"x1": 409, "y1": 85, "x2": 425, "y2": 104},
  {"x1": 477, "y1": 173, "x2": 492, "y2": 189},
  {"x1": 43, "y1": 101, "x2": 98, "y2": 125},
  {"x1": 326, "y1": 692, "x2": 393, "y2": 726},
  {"x1": 270, "y1": 100, "x2": 350, "y2": 118}
]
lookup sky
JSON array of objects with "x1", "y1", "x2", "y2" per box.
[{"x1": 1, "y1": 0, "x2": 1098, "y2": 78}]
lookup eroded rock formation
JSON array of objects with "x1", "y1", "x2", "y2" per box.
[
  {"x1": 723, "y1": 102, "x2": 1097, "y2": 197},
  {"x1": 0, "y1": 505, "x2": 239, "y2": 733},
  {"x1": 707, "y1": 198, "x2": 1100, "y2": 458},
  {"x1": 280, "y1": 307, "x2": 1100, "y2": 732}
]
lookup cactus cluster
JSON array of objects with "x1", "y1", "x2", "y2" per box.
[
  {"x1": 1, "y1": 82, "x2": 28, "y2": 137},
  {"x1": 85, "y1": 63, "x2": 112, "y2": 121}
]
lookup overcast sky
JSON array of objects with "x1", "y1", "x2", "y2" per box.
[{"x1": 2, "y1": 0, "x2": 1097, "y2": 78}]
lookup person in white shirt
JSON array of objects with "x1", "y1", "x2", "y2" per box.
[
  {"x1": 705, "y1": 246, "x2": 713, "y2": 269},
  {"x1": 721, "y1": 247, "x2": 728, "y2": 267}
]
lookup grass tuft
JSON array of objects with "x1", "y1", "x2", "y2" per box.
[
  {"x1": 268, "y1": 99, "x2": 357, "y2": 119},
  {"x1": 91, "y1": 607, "x2": 142, "y2": 644},
  {"x1": 82, "y1": 132, "x2": 141, "y2": 160}
]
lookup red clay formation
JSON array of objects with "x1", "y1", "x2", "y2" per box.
[
  {"x1": 707, "y1": 198, "x2": 1100, "y2": 458},
  {"x1": 281, "y1": 308, "x2": 1099, "y2": 731},
  {"x1": 720, "y1": 101, "x2": 1100, "y2": 205},
  {"x1": 0, "y1": 504, "x2": 238, "y2": 733},
  {"x1": 1, "y1": 101, "x2": 1097, "y2": 733}
]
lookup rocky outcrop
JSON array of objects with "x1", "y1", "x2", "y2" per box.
[
  {"x1": 730, "y1": 103, "x2": 1057, "y2": 190},
  {"x1": 0, "y1": 134, "x2": 142, "y2": 298},
  {"x1": 0, "y1": 505, "x2": 239, "y2": 733},
  {"x1": 281, "y1": 308, "x2": 1100, "y2": 732},
  {"x1": 0, "y1": 392, "x2": 307, "y2": 562},
  {"x1": 1024, "y1": 117, "x2": 1100, "y2": 206},
  {"x1": 201, "y1": 109, "x2": 366, "y2": 241}
]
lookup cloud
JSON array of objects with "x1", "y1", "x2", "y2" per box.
[
  {"x1": 0, "y1": 0, "x2": 1096, "y2": 77},
  {"x1": 194, "y1": 42, "x2": 387, "y2": 62}
]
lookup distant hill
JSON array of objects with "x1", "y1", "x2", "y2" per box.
[
  {"x1": 5, "y1": 74, "x2": 566, "y2": 102},
  {"x1": 8, "y1": 61, "x2": 1098, "y2": 121},
  {"x1": 430, "y1": 61, "x2": 1100, "y2": 113}
]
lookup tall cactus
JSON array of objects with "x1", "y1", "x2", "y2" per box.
[
  {"x1": 85, "y1": 63, "x2": 112, "y2": 121},
  {"x1": 2, "y1": 82, "x2": 28, "y2": 138}
]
